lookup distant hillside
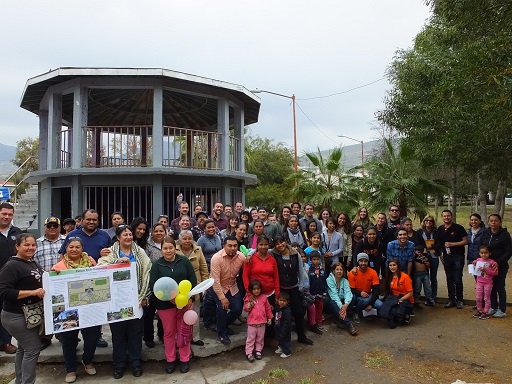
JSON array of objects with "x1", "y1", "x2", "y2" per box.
[
  {"x1": 298, "y1": 139, "x2": 382, "y2": 170},
  {"x1": 0, "y1": 143, "x2": 16, "y2": 161}
]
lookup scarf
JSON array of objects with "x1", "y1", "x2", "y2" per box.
[
  {"x1": 287, "y1": 227, "x2": 304, "y2": 246},
  {"x1": 63, "y1": 252, "x2": 94, "y2": 269}
]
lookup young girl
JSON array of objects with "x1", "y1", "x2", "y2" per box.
[
  {"x1": 243, "y1": 280, "x2": 273, "y2": 362},
  {"x1": 304, "y1": 220, "x2": 319, "y2": 247},
  {"x1": 304, "y1": 232, "x2": 325, "y2": 267},
  {"x1": 472, "y1": 246, "x2": 498, "y2": 319}
]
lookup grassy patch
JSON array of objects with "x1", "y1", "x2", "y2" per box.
[
  {"x1": 365, "y1": 348, "x2": 392, "y2": 369},
  {"x1": 298, "y1": 379, "x2": 314, "y2": 384},
  {"x1": 251, "y1": 379, "x2": 271, "y2": 384},
  {"x1": 268, "y1": 367, "x2": 289, "y2": 379},
  {"x1": 0, "y1": 374, "x2": 15, "y2": 384}
]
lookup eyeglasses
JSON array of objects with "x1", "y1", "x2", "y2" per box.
[
  {"x1": 47, "y1": 224, "x2": 59, "y2": 229},
  {"x1": 424, "y1": 219, "x2": 433, "y2": 222},
  {"x1": 158, "y1": 215, "x2": 169, "y2": 219},
  {"x1": 390, "y1": 209, "x2": 399, "y2": 212},
  {"x1": 68, "y1": 236, "x2": 82, "y2": 242}
]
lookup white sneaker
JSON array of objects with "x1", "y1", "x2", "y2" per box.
[
  {"x1": 275, "y1": 347, "x2": 282, "y2": 354},
  {"x1": 493, "y1": 309, "x2": 506, "y2": 318},
  {"x1": 487, "y1": 308, "x2": 497, "y2": 315},
  {"x1": 280, "y1": 352, "x2": 290, "y2": 358}
]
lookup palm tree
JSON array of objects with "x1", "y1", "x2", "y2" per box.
[
  {"x1": 289, "y1": 147, "x2": 359, "y2": 214},
  {"x1": 353, "y1": 138, "x2": 448, "y2": 218}
]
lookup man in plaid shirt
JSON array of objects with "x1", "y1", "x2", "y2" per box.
[{"x1": 34, "y1": 217, "x2": 65, "y2": 271}]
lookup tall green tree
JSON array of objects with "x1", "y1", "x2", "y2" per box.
[
  {"x1": 288, "y1": 147, "x2": 359, "y2": 214},
  {"x1": 244, "y1": 135, "x2": 294, "y2": 211},
  {"x1": 353, "y1": 139, "x2": 448, "y2": 219}
]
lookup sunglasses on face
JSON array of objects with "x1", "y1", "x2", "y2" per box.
[
  {"x1": 47, "y1": 224, "x2": 59, "y2": 229},
  {"x1": 390, "y1": 209, "x2": 399, "y2": 212}
]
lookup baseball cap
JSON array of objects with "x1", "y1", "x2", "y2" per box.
[
  {"x1": 195, "y1": 211, "x2": 208, "y2": 219},
  {"x1": 356, "y1": 253, "x2": 369, "y2": 262},
  {"x1": 62, "y1": 218, "x2": 76, "y2": 226},
  {"x1": 45, "y1": 217, "x2": 60, "y2": 226}
]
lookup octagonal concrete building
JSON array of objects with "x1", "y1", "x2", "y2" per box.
[{"x1": 22, "y1": 67, "x2": 260, "y2": 228}]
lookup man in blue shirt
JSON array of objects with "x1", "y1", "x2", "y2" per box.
[{"x1": 386, "y1": 227, "x2": 414, "y2": 276}]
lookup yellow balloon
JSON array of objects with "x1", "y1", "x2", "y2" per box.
[
  {"x1": 178, "y1": 280, "x2": 192, "y2": 294},
  {"x1": 175, "y1": 293, "x2": 188, "y2": 308},
  {"x1": 155, "y1": 291, "x2": 164, "y2": 300}
]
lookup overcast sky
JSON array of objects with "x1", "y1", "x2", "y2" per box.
[{"x1": 1, "y1": 1, "x2": 431, "y2": 154}]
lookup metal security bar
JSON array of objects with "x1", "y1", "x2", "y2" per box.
[
  {"x1": 83, "y1": 126, "x2": 152, "y2": 168},
  {"x1": 83, "y1": 185, "x2": 153, "y2": 228},
  {"x1": 162, "y1": 186, "x2": 221, "y2": 220},
  {"x1": 162, "y1": 126, "x2": 220, "y2": 169},
  {"x1": 57, "y1": 127, "x2": 72, "y2": 168}
]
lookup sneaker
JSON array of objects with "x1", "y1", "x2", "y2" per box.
[
  {"x1": 275, "y1": 347, "x2": 283, "y2": 354},
  {"x1": 218, "y1": 335, "x2": 231, "y2": 345},
  {"x1": 456, "y1": 301, "x2": 464, "y2": 309},
  {"x1": 473, "y1": 311, "x2": 482, "y2": 318},
  {"x1": 308, "y1": 324, "x2": 323, "y2": 335},
  {"x1": 487, "y1": 308, "x2": 497, "y2": 316},
  {"x1": 247, "y1": 354, "x2": 255, "y2": 363},
  {"x1": 255, "y1": 351, "x2": 262, "y2": 360},
  {"x1": 353, "y1": 313, "x2": 360, "y2": 324},
  {"x1": 493, "y1": 309, "x2": 506, "y2": 318},
  {"x1": 479, "y1": 313, "x2": 489, "y2": 320},
  {"x1": 444, "y1": 301, "x2": 456, "y2": 309},
  {"x1": 347, "y1": 323, "x2": 357, "y2": 336},
  {"x1": 280, "y1": 352, "x2": 290, "y2": 358}
]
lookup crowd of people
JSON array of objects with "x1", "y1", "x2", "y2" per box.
[{"x1": 0, "y1": 200, "x2": 510, "y2": 383}]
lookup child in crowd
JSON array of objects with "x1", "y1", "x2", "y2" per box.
[
  {"x1": 473, "y1": 245, "x2": 498, "y2": 319},
  {"x1": 268, "y1": 213, "x2": 278, "y2": 224},
  {"x1": 274, "y1": 292, "x2": 292, "y2": 358},
  {"x1": 304, "y1": 232, "x2": 325, "y2": 267},
  {"x1": 307, "y1": 251, "x2": 326, "y2": 334},
  {"x1": 413, "y1": 245, "x2": 435, "y2": 307},
  {"x1": 243, "y1": 280, "x2": 273, "y2": 362}
]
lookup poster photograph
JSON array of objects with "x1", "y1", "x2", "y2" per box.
[{"x1": 42, "y1": 263, "x2": 140, "y2": 335}]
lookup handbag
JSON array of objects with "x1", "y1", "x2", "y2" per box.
[{"x1": 22, "y1": 301, "x2": 44, "y2": 329}]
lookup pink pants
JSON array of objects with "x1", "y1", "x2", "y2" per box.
[
  {"x1": 475, "y1": 281, "x2": 493, "y2": 314},
  {"x1": 245, "y1": 324, "x2": 265, "y2": 356},
  {"x1": 306, "y1": 298, "x2": 324, "y2": 326},
  {"x1": 157, "y1": 307, "x2": 191, "y2": 362}
]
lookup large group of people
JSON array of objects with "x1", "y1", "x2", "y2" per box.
[{"x1": 0, "y1": 199, "x2": 510, "y2": 383}]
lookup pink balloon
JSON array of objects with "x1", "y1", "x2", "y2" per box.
[{"x1": 183, "y1": 310, "x2": 198, "y2": 326}]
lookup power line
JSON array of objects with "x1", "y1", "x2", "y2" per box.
[
  {"x1": 295, "y1": 101, "x2": 340, "y2": 145},
  {"x1": 297, "y1": 77, "x2": 386, "y2": 101}
]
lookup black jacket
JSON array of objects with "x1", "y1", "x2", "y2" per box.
[
  {"x1": 0, "y1": 225, "x2": 22, "y2": 268},
  {"x1": 480, "y1": 227, "x2": 512, "y2": 268}
]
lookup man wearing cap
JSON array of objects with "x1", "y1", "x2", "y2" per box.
[
  {"x1": 34, "y1": 217, "x2": 66, "y2": 272},
  {"x1": 348, "y1": 253, "x2": 383, "y2": 323},
  {"x1": 0, "y1": 202, "x2": 22, "y2": 354},
  {"x1": 192, "y1": 211, "x2": 209, "y2": 241},
  {"x1": 34, "y1": 217, "x2": 66, "y2": 349},
  {"x1": 62, "y1": 217, "x2": 76, "y2": 235}
]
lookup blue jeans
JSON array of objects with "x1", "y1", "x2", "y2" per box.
[
  {"x1": 443, "y1": 253, "x2": 464, "y2": 301},
  {"x1": 61, "y1": 325, "x2": 101, "y2": 373},
  {"x1": 354, "y1": 296, "x2": 383, "y2": 312},
  {"x1": 413, "y1": 271, "x2": 433, "y2": 302},
  {"x1": 209, "y1": 288, "x2": 243, "y2": 338},
  {"x1": 109, "y1": 318, "x2": 143, "y2": 368},
  {"x1": 327, "y1": 297, "x2": 354, "y2": 327},
  {"x1": 427, "y1": 255, "x2": 439, "y2": 300}
]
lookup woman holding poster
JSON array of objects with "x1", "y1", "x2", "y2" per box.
[
  {"x1": 98, "y1": 225, "x2": 151, "y2": 379},
  {"x1": 51, "y1": 238, "x2": 99, "y2": 383},
  {"x1": 150, "y1": 236, "x2": 197, "y2": 374},
  {"x1": 0, "y1": 233, "x2": 45, "y2": 384}
]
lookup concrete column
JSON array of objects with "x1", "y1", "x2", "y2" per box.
[
  {"x1": 152, "y1": 175, "x2": 163, "y2": 224},
  {"x1": 71, "y1": 175, "x2": 83, "y2": 218},
  {"x1": 38, "y1": 111, "x2": 48, "y2": 170},
  {"x1": 72, "y1": 86, "x2": 88, "y2": 168},
  {"x1": 234, "y1": 106, "x2": 244, "y2": 172},
  {"x1": 38, "y1": 178, "x2": 52, "y2": 230},
  {"x1": 47, "y1": 93, "x2": 62, "y2": 170},
  {"x1": 217, "y1": 99, "x2": 230, "y2": 171},
  {"x1": 152, "y1": 85, "x2": 163, "y2": 167}
]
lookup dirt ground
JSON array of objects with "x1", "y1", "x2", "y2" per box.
[
  {"x1": 3, "y1": 304, "x2": 510, "y2": 384},
  {"x1": 231, "y1": 305, "x2": 512, "y2": 384}
]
